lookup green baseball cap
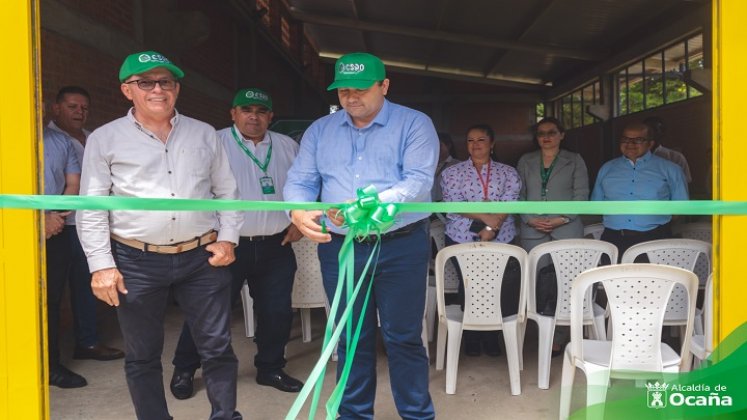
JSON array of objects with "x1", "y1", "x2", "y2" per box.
[
  {"x1": 232, "y1": 88, "x2": 273, "y2": 110},
  {"x1": 327, "y1": 52, "x2": 386, "y2": 91},
  {"x1": 119, "y1": 51, "x2": 185, "y2": 82}
]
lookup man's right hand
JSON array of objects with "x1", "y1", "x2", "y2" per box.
[
  {"x1": 291, "y1": 210, "x2": 332, "y2": 243},
  {"x1": 91, "y1": 268, "x2": 127, "y2": 306},
  {"x1": 44, "y1": 211, "x2": 70, "y2": 239}
]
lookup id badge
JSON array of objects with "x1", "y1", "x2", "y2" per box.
[{"x1": 259, "y1": 176, "x2": 276, "y2": 194}]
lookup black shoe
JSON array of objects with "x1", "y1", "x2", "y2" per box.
[
  {"x1": 170, "y1": 369, "x2": 195, "y2": 400},
  {"x1": 483, "y1": 340, "x2": 502, "y2": 357},
  {"x1": 50, "y1": 365, "x2": 87, "y2": 388},
  {"x1": 256, "y1": 370, "x2": 303, "y2": 393},
  {"x1": 73, "y1": 344, "x2": 125, "y2": 361},
  {"x1": 465, "y1": 340, "x2": 482, "y2": 357}
]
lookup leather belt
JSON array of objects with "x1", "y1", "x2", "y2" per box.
[
  {"x1": 241, "y1": 229, "x2": 287, "y2": 242},
  {"x1": 608, "y1": 223, "x2": 669, "y2": 237},
  {"x1": 331, "y1": 219, "x2": 428, "y2": 244},
  {"x1": 111, "y1": 230, "x2": 217, "y2": 254}
]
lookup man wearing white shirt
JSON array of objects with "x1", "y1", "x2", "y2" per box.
[{"x1": 169, "y1": 88, "x2": 304, "y2": 399}]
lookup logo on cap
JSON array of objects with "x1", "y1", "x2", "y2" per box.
[
  {"x1": 246, "y1": 91, "x2": 269, "y2": 101},
  {"x1": 338, "y1": 63, "x2": 366, "y2": 75},
  {"x1": 138, "y1": 53, "x2": 171, "y2": 64}
]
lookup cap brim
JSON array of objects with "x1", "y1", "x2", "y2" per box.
[
  {"x1": 234, "y1": 101, "x2": 272, "y2": 111},
  {"x1": 120, "y1": 63, "x2": 185, "y2": 82},
  {"x1": 327, "y1": 79, "x2": 377, "y2": 91}
]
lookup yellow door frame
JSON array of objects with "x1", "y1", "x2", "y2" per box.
[
  {"x1": 713, "y1": 0, "x2": 747, "y2": 342},
  {"x1": 0, "y1": 1, "x2": 47, "y2": 419},
  {"x1": 1, "y1": 0, "x2": 746, "y2": 417}
]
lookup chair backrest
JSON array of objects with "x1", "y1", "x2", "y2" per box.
[
  {"x1": 430, "y1": 219, "x2": 460, "y2": 293},
  {"x1": 703, "y1": 273, "x2": 714, "y2": 352},
  {"x1": 291, "y1": 237, "x2": 327, "y2": 308},
  {"x1": 570, "y1": 264, "x2": 698, "y2": 372},
  {"x1": 621, "y1": 239, "x2": 712, "y2": 322},
  {"x1": 434, "y1": 242, "x2": 527, "y2": 328},
  {"x1": 526, "y1": 239, "x2": 618, "y2": 322},
  {"x1": 583, "y1": 223, "x2": 605, "y2": 240},
  {"x1": 672, "y1": 222, "x2": 712, "y2": 286}
]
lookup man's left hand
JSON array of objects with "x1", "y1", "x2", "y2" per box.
[
  {"x1": 206, "y1": 241, "x2": 236, "y2": 266},
  {"x1": 281, "y1": 224, "x2": 304, "y2": 246}
]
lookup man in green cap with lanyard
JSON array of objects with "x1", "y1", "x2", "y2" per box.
[{"x1": 169, "y1": 88, "x2": 304, "y2": 399}]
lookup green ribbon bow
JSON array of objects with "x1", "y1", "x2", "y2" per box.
[{"x1": 286, "y1": 186, "x2": 397, "y2": 420}]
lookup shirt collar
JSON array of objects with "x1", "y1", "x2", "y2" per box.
[
  {"x1": 624, "y1": 150, "x2": 653, "y2": 166},
  {"x1": 47, "y1": 120, "x2": 91, "y2": 139},
  {"x1": 341, "y1": 99, "x2": 391, "y2": 130},
  {"x1": 127, "y1": 107, "x2": 180, "y2": 128},
  {"x1": 233, "y1": 125, "x2": 270, "y2": 145}
]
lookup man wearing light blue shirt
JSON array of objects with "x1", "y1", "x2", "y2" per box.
[
  {"x1": 591, "y1": 121, "x2": 688, "y2": 256},
  {"x1": 284, "y1": 52, "x2": 438, "y2": 419}
]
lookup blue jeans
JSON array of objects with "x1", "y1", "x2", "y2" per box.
[
  {"x1": 173, "y1": 233, "x2": 296, "y2": 373},
  {"x1": 318, "y1": 220, "x2": 434, "y2": 420},
  {"x1": 66, "y1": 225, "x2": 100, "y2": 347},
  {"x1": 113, "y1": 241, "x2": 237, "y2": 420}
]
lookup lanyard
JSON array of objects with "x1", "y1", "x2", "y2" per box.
[
  {"x1": 540, "y1": 154, "x2": 559, "y2": 199},
  {"x1": 231, "y1": 126, "x2": 273, "y2": 173},
  {"x1": 473, "y1": 160, "x2": 491, "y2": 201}
]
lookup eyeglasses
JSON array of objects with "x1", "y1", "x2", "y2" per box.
[
  {"x1": 124, "y1": 79, "x2": 178, "y2": 91},
  {"x1": 537, "y1": 130, "x2": 560, "y2": 138},
  {"x1": 620, "y1": 136, "x2": 651, "y2": 145}
]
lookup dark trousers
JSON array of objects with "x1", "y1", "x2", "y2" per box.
[
  {"x1": 65, "y1": 225, "x2": 100, "y2": 347},
  {"x1": 601, "y1": 223, "x2": 671, "y2": 262},
  {"x1": 173, "y1": 233, "x2": 296, "y2": 373},
  {"x1": 46, "y1": 229, "x2": 72, "y2": 368},
  {"x1": 318, "y1": 220, "x2": 434, "y2": 420},
  {"x1": 113, "y1": 241, "x2": 237, "y2": 420}
]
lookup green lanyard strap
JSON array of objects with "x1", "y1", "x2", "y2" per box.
[
  {"x1": 230, "y1": 126, "x2": 272, "y2": 173},
  {"x1": 539, "y1": 154, "x2": 559, "y2": 200}
]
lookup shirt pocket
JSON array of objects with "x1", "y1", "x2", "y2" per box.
[{"x1": 180, "y1": 147, "x2": 211, "y2": 178}]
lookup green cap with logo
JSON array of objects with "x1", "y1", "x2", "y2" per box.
[
  {"x1": 119, "y1": 51, "x2": 185, "y2": 82},
  {"x1": 232, "y1": 88, "x2": 273, "y2": 110},
  {"x1": 327, "y1": 52, "x2": 386, "y2": 91}
]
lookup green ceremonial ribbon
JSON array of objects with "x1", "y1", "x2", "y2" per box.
[
  {"x1": 286, "y1": 186, "x2": 396, "y2": 420},
  {"x1": 4, "y1": 194, "x2": 747, "y2": 215}
]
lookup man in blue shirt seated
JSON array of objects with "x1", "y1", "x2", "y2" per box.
[
  {"x1": 284, "y1": 52, "x2": 438, "y2": 420},
  {"x1": 591, "y1": 121, "x2": 689, "y2": 257}
]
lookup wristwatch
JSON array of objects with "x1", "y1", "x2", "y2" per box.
[{"x1": 560, "y1": 216, "x2": 570, "y2": 224}]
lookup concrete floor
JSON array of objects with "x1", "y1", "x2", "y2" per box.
[{"x1": 50, "y1": 305, "x2": 570, "y2": 420}]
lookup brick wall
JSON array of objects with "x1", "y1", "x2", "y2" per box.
[{"x1": 57, "y1": 0, "x2": 134, "y2": 36}]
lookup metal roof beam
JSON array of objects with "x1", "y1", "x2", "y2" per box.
[{"x1": 290, "y1": 8, "x2": 605, "y2": 61}]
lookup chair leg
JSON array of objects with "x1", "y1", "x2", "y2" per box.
[
  {"x1": 436, "y1": 321, "x2": 447, "y2": 370},
  {"x1": 585, "y1": 366, "x2": 610, "y2": 419},
  {"x1": 503, "y1": 322, "x2": 522, "y2": 396},
  {"x1": 559, "y1": 346, "x2": 576, "y2": 420},
  {"x1": 426, "y1": 285, "x2": 437, "y2": 342},
  {"x1": 421, "y1": 316, "x2": 430, "y2": 361},
  {"x1": 240, "y1": 284, "x2": 255, "y2": 338},
  {"x1": 300, "y1": 308, "x2": 312, "y2": 343},
  {"x1": 536, "y1": 317, "x2": 555, "y2": 390},
  {"x1": 518, "y1": 320, "x2": 526, "y2": 371},
  {"x1": 592, "y1": 314, "x2": 606, "y2": 341},
  {"x1": 444, "y1": 324, "x2": 463, "y2": 394}
]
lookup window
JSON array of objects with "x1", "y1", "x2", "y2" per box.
[
  {"x1": 556, "y1": 80, "x2": 601, "y2": 129},
  {"x1": 616, "y1": 33, "x2": 704, "y2": 116}
]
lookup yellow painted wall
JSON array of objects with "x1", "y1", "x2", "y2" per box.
[
  {"x1": 0, "y1": 0, "x2": 47, "y2": 418},
  {"x1": 713, "y1": 0, "x2": 747, "y2": 341}
]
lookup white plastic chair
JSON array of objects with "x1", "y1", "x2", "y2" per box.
[
  {"x1": 559, "y1": 264, "x2": 698, "y2": 419},
  {"x1": 425, "y1": 219, "x2": 460, "y2": 342},
  {"x1": 291, "y1": 238, "x2": 329, "y2": 343},
  {"x1": 691, "y1": 273, "x2": 714, "y2": 368},
  {"x1": 672, "y1": 222, "x2": 712, "y2": 287},
  {"x1": 524, "y1": 239, "x2": 617, "y2": 389},
  {"x1": 583, "y1": 223, "x2": 605, "y2": 240},
  {"x1": 240, "y1": 284, "x2": 255, "y2": 337},
  {"x1": 434, "y1": 242, "x2": 526, "y2": 396},
  {"x1": 621, "y1": 238, "x2": 711, "y2": 337}
]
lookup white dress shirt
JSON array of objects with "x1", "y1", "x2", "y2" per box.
[
  {"x1": 218, "y1": 127, "x2": 298, "y2": 236},
  {"x1": 77, "y1": 109, "x2": 243, "y2": 272}
]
